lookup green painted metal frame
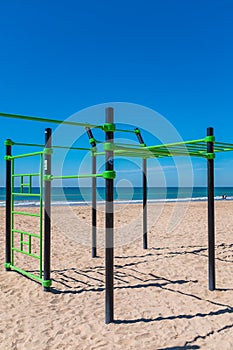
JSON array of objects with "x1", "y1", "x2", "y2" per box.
[
  {"x1": 3, "y1": 113, "x2": 233, "y2": 290},
  {"x1": 93, "y1": 137, "x2": 233, "y2": 159},
  {"x1": 8, "y1": 151, "x2": 47, "y2": 286},
  {"x1": 5, "y1": 138, "x2": 117, "y2": 289},
  {"x1": 3, "y1": 109, "x2": 233, "y2": 325},
  {"x1": 7, "y1": 130, "x2": 233, "y2": 161}
]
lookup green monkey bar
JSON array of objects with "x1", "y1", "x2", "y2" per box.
[
  {"x1": 96, "y1": 136, "x2": 233, "y2": 159},
  {"x1": 2, "y1": 110, "x2": 233, "y2": 159}
]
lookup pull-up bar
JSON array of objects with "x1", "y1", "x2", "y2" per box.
[
  {"x1": 0, "y1": 111, "x2": 102, "y2": 129},
  {"x1": 6, "y1": 140, "x2": 91, "y2": 152},
  {"x1": 0, "y1": 111, "x2": 137, "y2": 134}
]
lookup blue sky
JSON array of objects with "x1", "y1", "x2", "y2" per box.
[{"x1": 0, "y1": 0, "x2": 232, "y2": 187}]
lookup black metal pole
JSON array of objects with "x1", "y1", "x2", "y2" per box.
[
  {"x1": 105, "y1": 107, "x2": 114, "y2": 324},
  {"x1": 44, "y1": 128, "x2": 52, "y2": 291},
  {"x1": 135, "y1": 128, "x2": 148, "y2": 249},
  {"x1": 207, "y1": 127, "x2": 215, "y2": 291},
  {"x1": 5, "y1": 140, "x2": 12, "y2": 271},
  {"x1": 143, "y1": 158, "x2": 148, "y2": 249},
  {"x1": 86, "y1": 128, "x2": 97, "y2": 258}
]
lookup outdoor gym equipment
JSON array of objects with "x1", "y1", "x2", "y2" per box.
[{"x1": 2, "y1": 108, "x2": 233, "y2": 323}]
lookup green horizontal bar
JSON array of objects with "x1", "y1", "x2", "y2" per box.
[
  {"x1": 12, "y1": 229, "x2": 40, "y2": 239},
  {"x1": 21, "y1": 241, "x2": 29, "y2": 245},
  {"x1": 95, "y1": 149, "x2": 208, "y2": 159},
  {"x1": 95, "y1": 150, "x2": 150, "y2": 157},
  {"x1": 114, "y1": 128, "x2": 136, "y2": 134},
  {"x1": 0, "y1": 111, "x2": 102, "y2": 129},
  {"x1": 214, "y1": 146, "x2": 233, "y2": 151},
  {"x1": 109, "y1": 143, "x2": 206, "y2": 155},
  {"x1": 8, "y1": 265, "x2": 43, "y2": 283},
  {"x1": 147, "y1": 138, "x2": 206, "y2": 151},
  {"x1": 215, "y1": 148, "x2": 233, "y2": 152},
  {"x1": 12, "y1": 211, "x2": 40, "y2": 217},
  {"x1": 107, "y1": 143, "x2": 198, "y2": 157},
  {"x1": 150, "y1": 144, "x2": 206, "y2": 151},
  {"x1": 149, "y1": 148, "x2": 205, "y2": 155},
  {"x1": 215, "y1": 141, "x2": 233, "y2": 147},
  {"x1": 12, "y1": 193, "x2": 41, "y2": 197},
  {"x1": 122, "y1": 150, "x2": 207, "y2": 157},
  {"x1": 13, "y1": 173, "x2": 40, "y2": 177},
  {"x1": 94, "y1": 152, "x2": 105, "y2": 156},
  {"x1": 114, "y1": 142, "x2": 145, "y2": 148},
  {"x1": 12, "y1": 142, "x2": 44, "y2": 148},
  {"x1": 9, "y1": 151, "x2": 44, "y2": 159},
  {"x1": 51, "y1": 173, "x2": 103, "y2": 180},
  {"x1": 53, "y1": 145, "x2": 91, "y2": 151},
  {"x1": 12, "y1": 248, "x2": 40, "y2": 259},
  {"x1": 214, "y1": 142, "x2": 233, "y2": 152},
  {"x1": 13, "y1": 142, "x2": 91, "y2": 151},
  {"x1": 103, "y1": 142, "x2": 210, "y2": 157}
]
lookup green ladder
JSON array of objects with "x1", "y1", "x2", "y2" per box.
[{"x1": 5, "y1": 151, "x2": 52, "y2": 288}]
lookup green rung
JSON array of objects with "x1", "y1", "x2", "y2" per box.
[
  {"x1": 7, "y1": 151, "x2": 45, "y2": 160},
  {"x1": 12, "y1": 248, "x2": 40, "y2": 259},
  {"x1": 12, "y1": 229, "x2": 40, "y2": 239},
  {"x1": 49, "y1": 173, "x2": 104, "y2": 180},
  {"x1": 12, "y1": 211, "x2": 41, "y2": 217},
  {"x1": 13, "y1": 173, "x2": 40, "y2": 177},
  {"x1": 21, "y1": 241, "x2": 29, "y2": 246},
  {"x1": 12, "y1": 193, "x2": 41, "y2": 197},
  {"x1": 19, "y1": 174, "x2": 33, "y2": 194}
]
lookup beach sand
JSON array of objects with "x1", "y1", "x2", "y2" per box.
[{"x1": 0, "y1": 201, "x2": 233, "y2": 349}]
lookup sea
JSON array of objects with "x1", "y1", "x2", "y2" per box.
[{"x1": 0, "y1": 187, "x2": 232, "y2": 207}]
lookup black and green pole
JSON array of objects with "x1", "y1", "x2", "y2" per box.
[
  {"x1": 86, "y1": 127, "x2": 97, "y2": 258},
  {"x1": 207, "y1": 127, "x2": 215, "y2": 291},
  {"x1": 135, "y1": 128, "x2": 148, "y2": 249},
  {"x1": 105, "y1": 107, "x2": 114, "y2": 324},
  {"x1": 5, "y1": 139, "x2": 12, "y2": 271},
  {"x1": 44, "y1": 128, "x2": 52, "y2": 291}
]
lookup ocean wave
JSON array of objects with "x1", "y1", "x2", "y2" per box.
[{"x1": 0, "y1": 196, "x2": 232, "y2": 207}]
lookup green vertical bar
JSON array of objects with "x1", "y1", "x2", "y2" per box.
[
  {"x1": 29, "y1": 175, "x2": 32, "y2": 194},
  {"x1": 28, "y1": 235, "x2": 31, "y2": 254},
  {"x1": 11, "y1": 159, "x2": 15, "y2": 266},
  {"x1": 20, "y1": 232, "x2": 23, "y2": 251},
  {"x1": 39, "y1": 154, "x2": 43, "y2": 279},
  {"x1": 20, "y1": 176, "x2": 24, "y2": 193}
]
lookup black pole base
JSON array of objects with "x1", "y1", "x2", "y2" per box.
[
  {"x1": 43, "y1": 286, "x2": 51, "y2": 292},
  {"x1": 209, "y1": 277, "x2": 215, "y2": 291},
  {"x1": 92, "y1": 248, "x2": 97, "y2": 258},
  {"x1": 105, "y1": 318, "x2": 114, "y2": 325},
  {"x1": 143, "y1": 234, "x2": 148, "y2": 249}
]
